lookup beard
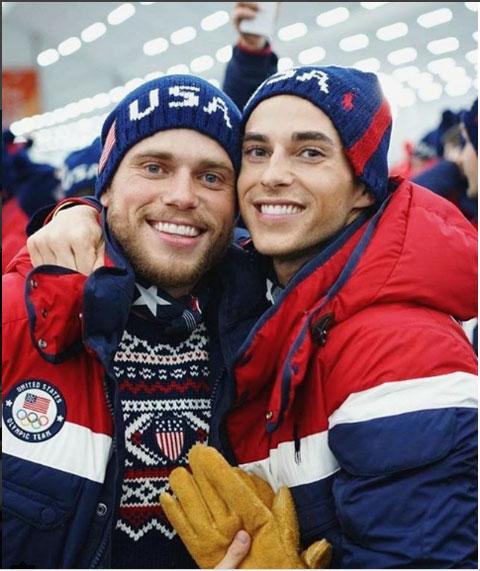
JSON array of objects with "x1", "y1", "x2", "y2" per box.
[{"x1": 107, "y1": 205, "x2": 232, "y2": 293}]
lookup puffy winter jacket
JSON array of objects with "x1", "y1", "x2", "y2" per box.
[
  {"x1": 1, "y1": 221, "x2": 232, "y2": 569},
  {"x1": 218, "y1": 179, "x2": 478, "y2": 568}
]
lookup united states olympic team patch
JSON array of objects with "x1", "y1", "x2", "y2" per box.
[{"x1": 3, "y1": 380, "x2": 66, "y2": 442}]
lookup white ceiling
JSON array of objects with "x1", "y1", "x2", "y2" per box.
[{"x1": 3, "y1": 2, "x2": 479, "y2": 165}]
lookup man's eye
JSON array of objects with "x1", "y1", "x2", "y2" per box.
[
  {"x1": 203, "y1": 173, "x2": 221, "y2": 185},
  {"x1": 146, "y1": 164, "x2": 161, "y2": 174},
  {"x1": 243, "y1": 147, "x2": 267, "y2": 158},
  {"x1": 300, "y1": 148, "x2": 323, "y2": 158}
]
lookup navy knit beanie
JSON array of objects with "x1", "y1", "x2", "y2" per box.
[
  {"x1": 437, "y1": 109, "x2": 461, "y2": 156},
  {"x1": 63, "y1": 137, "x2": 101, "y2": 198},
  {"x1": 243, "y1": 66, "x2": 392, "y2": 203},
  {"x1": 413, "y1": 129, "x2": 439, "y2": 160},
  {"x1": 462, "y1": 98, "x2": 478, "y2": 155},
  {"x1": 96, "y1": 75, "x2": 242, "y2": 197}
]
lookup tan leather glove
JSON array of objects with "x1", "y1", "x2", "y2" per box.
[
  {"x1": 160, "y1": 445, "x2": 332, "y2": 568},
  {"x1": 234, "y1": 468, "x2": 331, "y2": 568}
]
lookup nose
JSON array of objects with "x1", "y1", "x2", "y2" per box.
[
  {"x1": 260, "y1": 147, "x2": 294, "y2": 189},
  {"x1": 162, "y1": 168, "x2": 199, "y2": 210}
]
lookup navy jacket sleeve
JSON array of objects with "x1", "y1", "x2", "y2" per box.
[
  {"x1": 412, "y1": 159, "x2": 467, "y2": 198},
  {"x1": 26, "y1": 196, "x2": 101, "y2": 236},
  {"x1": 222, "y1": 44, "x2": 278, "y2": 110},
  {"x1": 329, "y1": 406, "x2": 477, "y2": 568},
  {"x1": 412, "y1": 159, "x2": 477, "y2": 222}
]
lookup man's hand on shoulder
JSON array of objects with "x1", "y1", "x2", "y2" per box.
[{"x1": 27, "y1": 204, "x2": 104, "y2": 275}]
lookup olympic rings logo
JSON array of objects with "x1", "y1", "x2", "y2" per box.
[{"x1": 16, "y1": 408, "x2": 50, "y2": 430}]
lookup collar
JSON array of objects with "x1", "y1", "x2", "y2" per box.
[
  {"x1": 263, "y1": 210, "x2": 374, "y2": 306},
  {"x1": 131, "y1": 277, "x2": 208, "y2": 340}
]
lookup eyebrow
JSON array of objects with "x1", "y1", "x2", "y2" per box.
[
  {"x1": 243, "y1": 131, "x2": 335, "y2": 146},
  {"x1": 131, "y1": 151, "x2": 173, "y2": 162},
  {"x1": 196, "y1": 159, "x2": 234, "y2": 174},
  {"x1": 243, "y1": 132, "x2": 269, "y2": 144},
  {"x1": 292, "y1": 131, "x2": 335, "y2": 147}
]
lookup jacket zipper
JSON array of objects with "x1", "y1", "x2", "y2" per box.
[
  {"x1": 90, "y1": 520, "x2": 110, "y2": 569},
  {"x1": 90, "y1": 375, "x2": 117, "y2": 568},
  {"x1": 209, "y1": 367, "x2": 224, "y2": 411},
  {"x1": 208, "y1": 367, "x2": 236, "y2": 463}
]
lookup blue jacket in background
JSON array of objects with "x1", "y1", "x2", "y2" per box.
[{"x1": 412, "y1": 159, "x2": 477, "y2": 223}]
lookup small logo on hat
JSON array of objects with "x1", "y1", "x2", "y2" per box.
[{"x1": 342, "y1": 92, "x2": 355, "y2": 111}]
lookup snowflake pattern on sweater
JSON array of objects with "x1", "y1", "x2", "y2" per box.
[{"x1": 112, "y1": 322, "x2": 211, "y2": 542}]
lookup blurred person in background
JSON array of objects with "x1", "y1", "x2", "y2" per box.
[
  {"x1": 23, "y1": 63, "x2": 477, "y2": 568},
  {"x1": 383, "y1": 122, "x2": 440, "y2": 181},
  {"x1": 439, "y1": 110, "x2": 465, "y2": 165},
  {"x1": 408, "y1": 128, "x2": 440, "y2": 176},
  {"x1": 412, "y1": 108, "x2": 477, "y2": 225},
  {"x1": 60, "y1": 137, "x2": 102, "y2": 199},
  {"x1": 2, "y1": 132, "x2": 60, "y2": 273},
  {"x1": 459, "y1": 98, "x2": 478, "y2": 200},
  {"x1": 2, "y1": 128, "x2": 33, "y2": 202},
  {"x1": 458, "y1": 98, "x2": 478, "y2": 354}
]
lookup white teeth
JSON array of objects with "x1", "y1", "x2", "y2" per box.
[
  {"x1": 154, "y1": 222, "x2": 200, "y2": 237},
  {"x1": 260, "y1": 204, "x2": 302, "y2": 216}
]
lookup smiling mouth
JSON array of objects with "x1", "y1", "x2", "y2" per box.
[
  {"x1": 255, "y1": 203, "x2": 304, "y2": 216},
  {"x1": 150, "y1": 221, "x2": 204, "y2": 238}
]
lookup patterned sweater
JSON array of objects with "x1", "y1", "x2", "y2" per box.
[{"x1": 111, "y1": 282, "x2": 211, "y2": 569}]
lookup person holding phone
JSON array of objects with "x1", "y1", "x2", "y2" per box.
[{"x1": 223, "y1": 2, "x2": 280, "y2": 110}]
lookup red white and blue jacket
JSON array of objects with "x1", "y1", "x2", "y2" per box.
[
  {"x1": 217, "y1": 179, "x2": 478, "y2": 568},
  {"x1": 1, "y1": 217, "x2": 227, "y2": 569},
  {"x1": 2, "y1": 230, "x2": 122, "y2": 568}
]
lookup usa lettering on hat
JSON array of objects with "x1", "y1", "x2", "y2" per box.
[{"x1": 95, "y1": 75, "x2": 242, "y2": 197}]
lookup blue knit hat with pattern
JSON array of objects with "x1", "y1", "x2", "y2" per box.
[
  {"x1": 96, "y1": 75, "x2": 242, "y2": 197},
  {"x1": 462, "y1": 98, "x2": 478, "y2": 154},
  {"x1": 243, "y1": 66, "x2": 392, "y2": 203},
  {"x1": 63, "y1": 137, "x2": 101, "y2": 198}
]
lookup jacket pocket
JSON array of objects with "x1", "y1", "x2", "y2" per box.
[
  {"x1": 3, "y1": 479, "x2": 81, "y2": 569},
  {"x1": 329, "y1": 408, "x2": 468, "y2": 561},
  {"x1": 329, "y1": 407, "x2": 457, "y2": 477}
]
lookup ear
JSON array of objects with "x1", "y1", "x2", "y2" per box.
[{"x1": 352, "y1": 181, "x2": 375, "y2": 209}]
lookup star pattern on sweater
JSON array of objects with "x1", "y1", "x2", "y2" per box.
[{"x1": 132, "y1": 283, "x2": 171, "y2": 316}]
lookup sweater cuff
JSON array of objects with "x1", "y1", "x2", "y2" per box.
[
  {"x1": 46, "y1": 196, "x2": 101, "y2": 224},
  {"x1": 237, "y1": 41, "x2": 273, "y2": 57}
]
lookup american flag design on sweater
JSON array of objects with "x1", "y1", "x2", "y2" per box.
[{"x1": 112, "y1": 320, "x2": 211, "y2": 543}]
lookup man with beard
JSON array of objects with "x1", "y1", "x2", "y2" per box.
[
  {"x1": 2, "y1": 74, "x2": 254, "y2": 569},
  {"x1": 13, "y1": 67, "x2": 478, "y2": 568}
]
